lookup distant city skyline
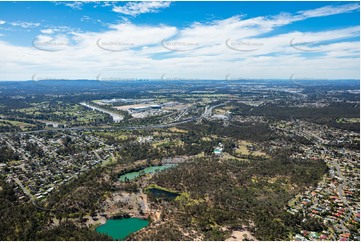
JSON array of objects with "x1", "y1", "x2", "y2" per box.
[{"x1": 0, "y1": 1, "x2": 359, "y2": 81}]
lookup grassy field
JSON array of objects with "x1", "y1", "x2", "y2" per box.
[
  {"x1": 152, "y1": 139, "x2": 184, "y2": 148},
  {"x1": 0, "y1": 119, "x2": 35, "y2": 131},
  {"x1": 168, "y1": 127, "x2": 188, "y2": 133},
  {"x1": 235, "y1": 140, "x2": 268, "y2": 157},
  {"x1": 93, "y1": 131, "x2": 132, "y2": 140},
  {"x1": 16, "y1": 102, "x2": 110, "y2": 125},
  {"x1": 213, "y1": 105, "x2": 236, "y2": 115},
  {"x1": 336, "y1": 117, "x2": 360, "y2": 124},
  {"x1": 235, "y1": 140, "x2": 252, "y2": 155},
  {"x1": 18, "y1": 107, "x2": 42, "y2": 115}
]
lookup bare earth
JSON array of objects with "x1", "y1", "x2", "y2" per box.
[{"x1": 226, "y1": 230, "x2": 257, "y2": 241}]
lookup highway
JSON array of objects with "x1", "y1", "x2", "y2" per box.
[
  {"x1": 201, "y1": 102, "x2": 228, "y2": 118},
  {"x1": 175, "y1": 107, "x2": 189, "y2": 121},
  {"x1": 80, "y1": 102, "x2": 124, "y2": 122},
  {"x1": 1, "y1": 103, "x2": 225, "y2": 135},
  {"x1": 0, "y1": 117, "x2": 194, "y2": 135}
]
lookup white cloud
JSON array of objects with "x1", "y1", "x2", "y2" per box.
[
  {"x1": 80, "y1": 15, "x2": 91, "y2": 22},
  {"x1": 298, "y1": 3, "x2": 360, "y2": 18},
  {"x1": 113, "y1": 1, "x2": 171, "y2": 16},
  {"x1": 0, "y1": 20, "x2": 5, "y2": 25},
  {"x1": 39, "y1": 26, "x2": 77, "y2": 35},
  {"x1": 40, "y1": 29, "x2": 54, "y2": 34},
  {"x1": 10, "y1": 21, "x2": 40, "y2": 28},
  {"x1": 0, "y1": 3, "x2": 359, "y2": 80},
  {"x1": 56, "y1": 1, "x2": 84, "y2": 10}
]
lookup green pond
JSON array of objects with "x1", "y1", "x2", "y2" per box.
[
  {"x1": 119, "y1": 164, "x2": 175, "y2": 182},
  {"x1": 147, "y1": 187, "x2": 180, "y2": 199},
  {"x1": 96, "y1": 218, "x2": 149, "y2": 240}
]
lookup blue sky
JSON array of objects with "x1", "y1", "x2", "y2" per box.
[{"x1": 0, "y1": 1, "x2": 359, "y2": 81}]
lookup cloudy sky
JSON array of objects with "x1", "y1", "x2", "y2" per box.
[{"x1": 0, "y1": 1, "x2": 359, "y2": 81}]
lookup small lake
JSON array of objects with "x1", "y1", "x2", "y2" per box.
[
  {"x1": 119, "y1": 164, "x2": 175, "y2": 182},
  {"x1": 96, "y1": 218, "x2": 149, "y2": 240}
]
